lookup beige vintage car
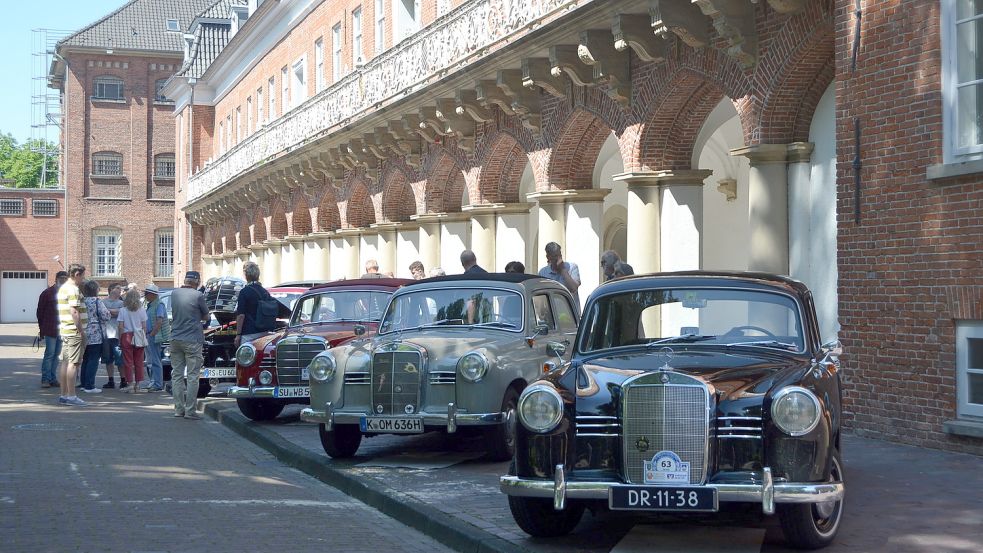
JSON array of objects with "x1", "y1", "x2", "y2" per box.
[{"x1": 300, "y1": 273, "x2": 579, "y2": 460}]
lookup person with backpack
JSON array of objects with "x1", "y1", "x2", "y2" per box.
[{"x1": 234, "y1": 261, "x2": 278, "y2": 348}]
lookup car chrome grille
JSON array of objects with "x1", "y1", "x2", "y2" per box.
[
  {"x1": 275, "y1": 337, "x2": 326, "y2": 385},
  {"x1": 428, "y1": 371, "x2": 456, "y2": 385},
  {"x1": 259, "y1": 356, "x2": 276, "y2": 371},
  {"x1": 717, "y1": 416, "x2": 763, "y2": 440},
  {"x1": 576, "y1": 415, "x2": 621, "y2": 437},
  {"x1": 622, "y1": 375, "x2": 710, "y2": 485},
  {"x1": 370, "y1": 349, "x2": 422, "y2": 415},
  {"x1": 344, "y1": 372, "x2": 370, "y2": 385}
]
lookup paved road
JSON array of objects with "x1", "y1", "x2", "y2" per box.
[{"x1": 0, "y1": 323, "x2": 453, "y2": 553}]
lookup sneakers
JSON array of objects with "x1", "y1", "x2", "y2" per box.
[
  {"x1": 137, "y1": 381, "x2": 152, "y2": 390},
  {"x1": 119, "y1": 385, "x2": 132, "y2": 393},
  {"x1": 57, "y1": 396, "x2": 68, "y2": 404},
  {"x1": 41, "y1": 382, "x2": 52, "y2": 388},
  {"x1": 146, "y1": 386, "x2": 164, "y2": 393},
  {"x1": 173, "y1": 411, "x2": 185, "y2": 418},
  {"x1": 102, "y1": 380, "x2": 116, "y2": 389},
  {"x1": 81, "y1": 388, "x2": 102, "y2": 394},
  {"x1": 59, "y1": 396, "x2": 87, "y2": 406},
  {"x1": 119, "y1": 379, "x2": 128, "y2": 388},
  {"x1": 184, "y1": 413, "x2": 201, "y2": 420}
]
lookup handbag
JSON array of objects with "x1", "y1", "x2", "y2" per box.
[{"x1": 133, "y1": 327, "x2": 149, "y2": 348}]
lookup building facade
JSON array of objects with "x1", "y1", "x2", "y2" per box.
[
  {"x1": 0, "y1": 187, "x2": 66, "y2": 323},
  {"x1": 165, "y1": 0, "x2": 983, "y2": 454},
  {"x1": 48, "y1": 0, "x2": 216, "y2": 289}
]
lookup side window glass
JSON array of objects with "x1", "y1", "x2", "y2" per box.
[
  {"x1": 293, "y1": 296, "x2": 317, "y2": 325},
  {"x1": 532, "y1": 294, "x2": 556, "y2": 330},
  {"x1": 551, "y1": 293, "x2": 577, "y2": 334}
]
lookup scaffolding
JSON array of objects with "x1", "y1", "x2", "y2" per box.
[{"x1": 30, "y1": 28, "x2": 71, "y2": 189}]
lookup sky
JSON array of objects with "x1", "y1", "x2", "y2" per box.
[{"x1": 0, "y1": 0, "x2": 128, "y2": 144}]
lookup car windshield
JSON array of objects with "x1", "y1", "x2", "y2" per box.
[
  {"x1": 289, "y1": 290, "x2": 392, "y2": 326},
  {"x1": 579, "y1": 287, "x2": 806, "y2": 353},
  {"x1": 380, "y1": 287, "x2": 524, "y2": 333}
]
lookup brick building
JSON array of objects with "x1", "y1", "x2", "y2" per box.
[
  {"x1": 162, "y1": 0, "x2": 983, "y2": 454},
  {"x1": 47, "y1": 0, "x2": 215, "y2": 290},
  {"x1": 0, "y1": 187, "x2": 65, "y2": 323}
]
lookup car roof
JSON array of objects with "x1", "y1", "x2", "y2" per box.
[
  {"x1": 272, "y1": 280, "x2": 330, "y2": 288},
  {"x1": 308, "y1": 277, "x2": 414, "y2": 291},
  {"x1": 597, "y1": 271, "x2": 810, "y2": 296},
  {"x1": 407, "y1": 272, "x2": 541, "y2": 286}
]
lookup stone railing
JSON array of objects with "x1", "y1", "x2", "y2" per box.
[{"x1": 188, "y1": 0, "x2": 589, "y2": 203}]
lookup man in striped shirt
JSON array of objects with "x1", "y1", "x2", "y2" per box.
[{"x1": 57, "y1": 264, "x2": 88, "y2": 406}]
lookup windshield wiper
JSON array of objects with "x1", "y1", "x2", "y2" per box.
[
  {"x1": 647, "y1": 334, "x2": 716, "y2": 346},
  {"x1": 472, "y1": 321, "x2": 519, "y2": 329},
  {"x1": 725, "y1": 340, "x2": 799, "y2": 351}
]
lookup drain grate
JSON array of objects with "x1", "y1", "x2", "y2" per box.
[{"x1": 11, "y1": 423, "x2": 81, "y2": 432}]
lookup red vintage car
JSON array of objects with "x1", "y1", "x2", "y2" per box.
[{"x1": 229, "y1": 278, "x2": 412, "y2": 421}]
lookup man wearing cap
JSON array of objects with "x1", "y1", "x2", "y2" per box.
[
  {"x1": 169, "y1": 271, "x2": 209, "y2": 418},
  {"x1": 142, "y1": 284, "x2": 170, "y2": 392}
]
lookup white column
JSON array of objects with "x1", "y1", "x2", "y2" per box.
[
  {"x1": 396, "y1": 223, "x2": 421, "y2": 278},
  {"x1": 495, "y1": 204, "x2": 533, "y2": 273},
  {"x1": 730, "y1": 145, "x2": 790, "y2": 275},
  {"x1": 564, "y1": 190, "x2": 610, "y2": 304},
  {"x1": 412, "y1": 215, "x2": 442, "y2": 275},
  {"x1": 264, "y1": 239, "x2": 285, "y2": 285},
  {"x1": 285, "y1": 237, "x2": 306, "y2": 283},
  {"x1": 222, "y1": 253, "x2": 236, "y2": 276},
  {"x1": 235, "y1": 250, "x2": 250, "y2": 279},
  {"x1": 201, "y1": 256, "x2": 216, "y2": 280},
  {"x1": 335, "y1": 230, "x2": 362, "y2": 279},
  {"x1": 328, "y1": 236, "x2": 350, "y2": 280},
  {"x1": 248, "y1": 245, "x2": 266, "y2": 279},
  {"x1": 359, "y1": 230, "x2": 380, "y2": 275},
  {"x1": 439, "y1": 214, "x2": 471, "y2": 273},
  {"x1": 786, "y1": 143, "x2": 815, "y2": 285},
  {"x1": 464, "y1": 205, "x2": 498, "y2": 272},
  {"x1": 526, "y1": 191, "x2": 568, "y2": 271},
  {"x1": 304, "y1": 233, "x2": 332, "y2": 281},
  {"x1": 370, "y1": 223, "x2": 399, "y2": 276}
]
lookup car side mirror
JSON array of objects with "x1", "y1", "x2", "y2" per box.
[
  {"x1": 353, "y1": 324, "x2": 367, "y2": 336},
  {"x1": 821, "y1": 339, "x2": 843, "y2": 358},
  {"x1": 546, "y1": 341, "x2": 566, "y2": 358}
]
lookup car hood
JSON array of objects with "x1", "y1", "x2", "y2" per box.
[
  {"x1": 574, "y1": 347, "x2": 811, "y2": 416},
  {"x1": 361, "y1": 331, "x2": 523, "y2": 371},
  {"x1": 273, "y1": 322, "x2": 380, "y2": 350}
]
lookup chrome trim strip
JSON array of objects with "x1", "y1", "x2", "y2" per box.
[
  {"x1": 718, "y1": 416, "x2": 763, "y2": 420},
  {"x1": 762, "y1": 467, "x2": 775, "y2": 515},
  {"x1": 717, "y1": 435, "x2": 762, "y2": 439},
  {"x1": 229, "y1": 385, "x2": 275, "y2": 398},
  {"x1": 310, "y1": 410, "x2": 504, "y2": 427},
  {"x1": 447, "y1": 402, "x2": 457, "y2": 433},
  {"x1": 577, "y1": 416, "x2": 620, "y2": 420},
  {"x1": 576, "y1": 433, "x2": 623, "y2": 438},
  {"x1": 718, "y1": 427, "x2": 762, "y2": 432}
]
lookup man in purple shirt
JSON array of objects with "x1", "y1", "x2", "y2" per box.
[{"x1": 36, "y1": 271, "x2": 68, "y2": 387}]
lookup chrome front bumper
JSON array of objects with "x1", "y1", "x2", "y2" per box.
[
  {"x1": 500, "y1": 465, "x2": 844, "y2": 514},
  {"x1": 228, "y1": 385, "x2": 277, "y2": 398},
  {"x1": 300, "y1": 402, "x2": 503, "y2": 433}
]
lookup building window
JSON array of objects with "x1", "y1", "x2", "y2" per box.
[
  {"x1": 93, "y1": 76, "x2": 124, "y2": 100},
  {"x1": 155, "y1": 228, "x2": 175, "y2": 278},
  {"x1": 0, "y1": 198, "x2": 25, "y2": 216},
  {"x1": 32, "y1": 199, "x2": 57, "y2": 217},
  {"x1": 394, "y1": 0, "x2": 420, "y2": 42},
  {"x1": 291, "y1": 57, "x2": 307, "y2": 108},
  {"x1": 315, "y1": 37, "x2": 325, "y2": 92},
  {"x1": 92, "y1": 152, "x2": 123, "y2": 176},
  {"x1": 353, "y1": 6, "x2": 364, "y2": 66},
  {"x1": 154, "y1": 154, "x2": 176, "y2": 178},
  {"x1": 154, "y1": 79, "x2": 170, "y2": 102},
  {"x1": 945, "y1": 1, "x2": 983, "y2": 158},
  {"x1": 957, "y1": 321, "x2": 983, "y2": 418},
  {"x1": 226, "y1": 114, "x2": 232, "y2": 151},
  {"x1": 281, "y1": 66, "x2": 289, "y2": 112},
  {"x1": 375, "y1": 0, "x2": 385, "y2": 54},
  {"x1": 268, "y1": 76, "x2": 276, "y2": 120},
  {"x1": 218, "y1": 121, "x2": 225, "y2": 153},
  {"x1": 92, "y1": 229, "x2": 122, "y2": 277},
  {"x1": 166, "y1": 19, "x2": 180, "y2": 32},
  {"x1": 257, "y1": 86, "x2": 264, "y2": 125},
  {"x1": 236, "y1": 106, "x2": 242, "y2": 142},
  {"x1": 332, "y1": 23, "x2": 342, "y2": 81}
]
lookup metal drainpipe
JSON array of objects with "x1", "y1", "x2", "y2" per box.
[
  {"x1": 186, "y1": 78, "x2": 196, "y2": 280},
  {"x1": 54, "y1": 53, "x2": 70, "y2": 265}
]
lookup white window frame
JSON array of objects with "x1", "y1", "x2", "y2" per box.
[
  {"x1": 957, "y1": 321, "x2": 983, "y2": 419},
  {"x1": 93, "y1": 76, "x2": 124, "y2": 100},
  {"x1": 257, "y1": 87, "x2": 264, "y2": 126},
  {"x1": 291, "y1": 55, "x2": 308, "y2": 109},
  {"x1": 281, "y1": 66, "x2": 290, "y2": 113},
  {"x1": 943, "y1": 1, "x2": 983, "y2": 161},
  {"x1": 154, "y1": 79, "x2": 170, "y2": 102},
  {"x1": 92, "y1": 228, "x2": 122, "y2": 278},
  {"x1": 32, "y1": 199, "x2": 57, "y2": 217},
  {"x1": 235, "y1": 106, "x2": 242, "y2": 143},
  {"x1": 268, "y1": 76, "x2": 277, "y2": 120},
  {"x1": 393, "y1": 0, "x2": 420, "y2": 43},
  {"x1": 0, "y1": 198, "x2": 25, "y2": 216},
  {"x1": 332, "y1": 23, "x2": 343, "y2": 81},
  {"x1": 375, "y1": 0, "x2": 385, "y2": 54},
  {"x1": 226, "y1": 114, "x2": 232, "y2": 152},
  {"x1": 218, "y1": 121, "x2": 225, "y2": 154},
  {"x1": 353, "y1": 6, "x2": 364, "y2": 66},
  {"x1": 315, "y1": 37, "x2": 325, "y2": 92},
  {"x1": 155, "y1": 228, "x2": 175, "y2": 278}
]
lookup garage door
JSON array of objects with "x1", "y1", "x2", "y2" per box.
[{"x1": 1, "y1": 271, "x2": 49, "y2": 323}]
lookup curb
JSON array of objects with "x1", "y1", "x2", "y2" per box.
[{"x1": 202, "y1": 401, "x2": 529, "y2": 553}]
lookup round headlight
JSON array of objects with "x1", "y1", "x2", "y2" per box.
[
  {"x1": 235, "y1": 344, "x2": 257, "y2": 367},
  {"x1": 258, "y1": 370, "x2": 273, "y2": 385},
  {"x1": 771, "y1": 386, "x2": 821, "y2": 436},
  {"x1": 309, "y1": 354, "x2": 336, "y2": 382},
  {"x1": 517, "y1": 385, "x2": 563, "y2": 433},
  {"x1": 457, "y1": 352, "x2": 488, "y2": 382}
]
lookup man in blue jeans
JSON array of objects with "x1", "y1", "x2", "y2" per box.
[
  {"x1": 142, "y1": 284, "x2": 170, "y2": 392},
  {"x1": 36, "y1": 271, "x2": 68, "y2": 388}
]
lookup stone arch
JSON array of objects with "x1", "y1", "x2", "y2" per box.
[
  {"x1": 381, "y1": 168, "x2": 417, "y2": 222},
  {"x1": 475, "y1": 131, "x2": 530, "y2": 203},
  {"x1": 269, "y1": 201, "x2": 288, "y2": 239},
  {"x1": 754, "y1": 11, "x2": 836, "y2": 144},
  {"x1": 203, "y1": 226, "x2": 216, "y2": 255},
  {"x1": 238, "y1": 213, "x2": 253, "y2": 248},
  {"x1": 316, "y1": 188, "x2": 341, "y2": 231},
  {"x1": 345, "y1": 180, "x2": 376, "y2": 228},
  {"x1": 546, "y1": 109, "x2": 616, "y2": 190},
  {"x1": 252, "y1": 207, "x2": 269, "y2": 242},
  {"x1": 425, "y1": 151, "x2": 467, "y2": 212},
  {"x1": 223, "y1": 222, "x2": 238, "y2": 252},
  {"x1": 289, "y1": 195, "x2": 313, "y2": 235}
]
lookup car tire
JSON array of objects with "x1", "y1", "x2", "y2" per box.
[
  {"x1": 484, "y1": 386, "x2": 521, "y2": 462},
  {"x1": 236, "y1": 398, "x2": 285, "y2": 421},
  {"x1": 318, "y1": 424, "x2": 362, "y2": 458},
  {"x1": 508, "y1": 495, "x2": 584, "y2": 537},
  {"x1": 196, "y1": 382, "x2": 212, "y2": 398},
  {"x1": 778, "y1": 448, "x2": 845, "y2": 550}
]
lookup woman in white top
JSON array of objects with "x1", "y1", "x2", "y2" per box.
[{"x1": 117, "y1": 288, "x2": 148, "y2": 393}]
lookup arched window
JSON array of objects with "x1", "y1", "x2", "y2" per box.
[
  {"x1": 93, "y1": 76, "x2": 124, "y2": 100},
  {"x1": 92, "y1": 151, "x2": 124, "y2": 176},
  {"x1": 154, "y1": 153, "x2": 176, "y2": 178}
]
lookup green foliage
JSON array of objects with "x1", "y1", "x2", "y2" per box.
[{"x1": 0, "y1": 132, "x2": 59, "y2": 188}]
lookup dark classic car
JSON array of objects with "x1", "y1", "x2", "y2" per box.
[
  {"x1": 300, "y1": 274, "x2": 579, "y2": 461},
  {"x1": 501, "y1": 272, "x2": 845, "y2": 550},
  {"x1": 229, "y1": 278, "x2": 412, "y2": 421}
]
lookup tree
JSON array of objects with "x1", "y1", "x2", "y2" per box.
[{"x1": 0, "y1": 132, "x2": 59, "y2": 188}]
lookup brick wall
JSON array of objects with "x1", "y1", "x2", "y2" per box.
[{"x1": 0, "y1": 188, "x2": 66, "y2": 281}]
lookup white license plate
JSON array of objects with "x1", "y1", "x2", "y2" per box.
[
  {"x1": 301, "y1": 368, "x2": 309, "y2": 380},
  {"x1": 360, "y1": 416, "x2": 424, "y2": 434},
  {"x1": 201, "y1": 368, "x2": 236, "y2": 379},
  {"x1": 273, "y1": 386, "x2": 310, "y2": 398}
]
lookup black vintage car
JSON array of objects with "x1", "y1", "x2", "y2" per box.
[{"x1": 501, "y1": 272, "x2": 845, "y2": 550}]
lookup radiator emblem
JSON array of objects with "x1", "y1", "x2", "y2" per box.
[{"x1": 635, "y1": 436, "x2": 650, "y2": 452}]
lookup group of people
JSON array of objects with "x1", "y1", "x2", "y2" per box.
[{"x1": 36, "y1": 265, "x2": 211, "y2": 418}]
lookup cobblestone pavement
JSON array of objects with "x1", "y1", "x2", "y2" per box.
[
  {"x1": 0, "y1": 324, "x2": 453, "y2": 553},
  {"x1": 211, "y1": 389, "x2": 983, "y2": 553}
]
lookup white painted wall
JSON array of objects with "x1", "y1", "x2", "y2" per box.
[
  {"x1": 359, "y1": 233, "x2": 380, "y2": 274},
  {"x1": 696, "y1": 100, "x2": 750, "y2": 271},
  {"x1": 519, "y1": 164, "x2": 537, "y2": 270},
  {"x1": 496, "y1": 212, "x2": 529, "y2": 272},
  {"x1": 396, "y1": 229, "x2": 421, "y2": 278},
  {"x1": 597, "y1": 133, "x2": 629, "y2": 263},
  {"x1": 440, "y1": 221, "x2": 469, "y2": 273}
]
